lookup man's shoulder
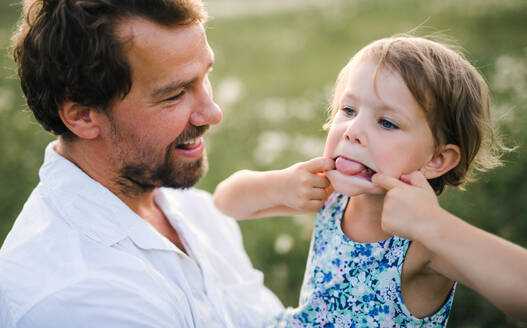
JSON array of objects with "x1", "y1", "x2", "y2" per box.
[
  {"x1": 0, "y1": 224, "x2": 176, "y2": 327},
  {"x1": 0, "y1": 192, "x2": 138, "y2": 325},
  {"x1": 1, "y1": 185, "x2": 61, "y2": 256},
  {"x1": 1, "y1": 270, "x2": 181, "y2": 328}
]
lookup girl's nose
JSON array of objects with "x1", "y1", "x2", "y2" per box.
[{"x1": 344, "y1": 121, "x2": 367, "y2": 146}]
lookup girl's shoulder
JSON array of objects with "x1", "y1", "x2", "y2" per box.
[
  {"x1": 319, "y1": 192, "x2": 348, "y2": 218},
  {"x1": 312, "y1": 192, "x2": 348, "y2": 242},
  {"x1": 315, "y1": 192, "x2": 348, "y2": 229}
]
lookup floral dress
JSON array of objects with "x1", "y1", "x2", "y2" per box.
[{"x1": 267, "y1": 192, "x2": 455, "y2": 328}]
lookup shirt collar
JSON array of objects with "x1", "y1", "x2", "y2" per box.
[{"x1": 38, "y1": 141, "x2": 182, "y2": 253}]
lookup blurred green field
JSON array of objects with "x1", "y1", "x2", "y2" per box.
[{"x1": 1, "y1": 0, "x2": 527, "y2": 326}]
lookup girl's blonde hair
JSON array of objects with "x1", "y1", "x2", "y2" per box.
[{"x1": 326, "y1": 36, "x2": 507, "y2": 194}]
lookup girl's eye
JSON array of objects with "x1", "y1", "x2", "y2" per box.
[
  {"x1": 341, "y1": 106, "x2": 356, "y2": 117},
  {"x1": 379, "y1": 118, "x2": 398, "y2": 130}
]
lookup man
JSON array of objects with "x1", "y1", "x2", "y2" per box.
[{"x1": 0, "y1": 0, "x2": 283, "y2": 327}]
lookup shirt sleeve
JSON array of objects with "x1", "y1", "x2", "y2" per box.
[{"x1": 16, "y1": 276, "x2": 192, "y2": 328}]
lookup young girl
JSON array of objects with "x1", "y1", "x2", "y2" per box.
[{"x1": 213, "y1": 36, "x2": 527, "y2": 326}]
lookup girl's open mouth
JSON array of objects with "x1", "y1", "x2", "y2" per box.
[{"x1": 334, "y1": 156, "x2": 376, "y2": 181}]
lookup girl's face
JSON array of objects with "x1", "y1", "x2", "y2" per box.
[{"x1": 324, "y1": 58, "x2": 436, "y2": 197}]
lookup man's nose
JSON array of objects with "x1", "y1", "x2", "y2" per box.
[{"x1": 190, "y1": 82, "x2": 223, "y2": 127}]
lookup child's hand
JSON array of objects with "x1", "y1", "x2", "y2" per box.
[
  {"x1": 276, "y1": 157, "x2": 334, "y2": 212},
  {"x1": 371, "y1": 171, "x2": 442, "y2": 240}
]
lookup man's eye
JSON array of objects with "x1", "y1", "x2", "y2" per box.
[
  {"x1": 341, "y1": 106, "x2": 356, "y2": 117},
  {"x1": 379, "y1": 118, "x2": 398, "y2": 130},
  {"x1": 165, "y1": 90, "x2": 186, "y2": 102}
]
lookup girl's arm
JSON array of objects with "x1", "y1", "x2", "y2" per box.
[
  {"x1": 213, "y1": 157, "x2": 334, "y2": 219},
  {"x1": 372, "y1": 171, "x2": 527, "y2": 320}
]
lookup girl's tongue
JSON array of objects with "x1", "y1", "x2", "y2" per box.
[
  {"x1": 335, "y1": 156, "x2": 376, "y2": 181},
  {"x1": 335, "y1": 157, "x2": 365, "y2": 175}
]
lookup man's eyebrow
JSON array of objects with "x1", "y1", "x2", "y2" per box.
[
  {"x1": 150, "y1": 79, "x2": 194, "y2": 101},
  {"x1": 150, "y1": 61, "x2": 214, "y2": 100}
]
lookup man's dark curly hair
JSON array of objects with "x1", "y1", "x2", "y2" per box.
[{"x1": 12, "y1": 0, "x2": 207, "y2": 138}]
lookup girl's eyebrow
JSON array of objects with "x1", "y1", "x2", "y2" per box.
[
  {"x1": 340, "y1": 92, "x2": 359, "y2": 105},
  {"x1": 341, "y1": 89, "x2": 412, "y2": 122},
  {"x1": 342, "y1": 91, "x2": 411, "y2": 122},
  {"x1": 378, "y1": 103, "x2": 411, "y2": 122}
]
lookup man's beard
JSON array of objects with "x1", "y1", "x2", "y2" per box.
[
  {"x1": 112, "y1": 124, "x2": 209, "y2": 196},
  {"x1": 119, "y1": 149, "x2": 208, "y2": 191}
]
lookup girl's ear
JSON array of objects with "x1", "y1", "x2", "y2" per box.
[
  {"x1": 421, "y1": 144, "x2": 461, "y2": 179},
  {"x1": 58, "y1": 101, "x2": 101, "y2": 139}
]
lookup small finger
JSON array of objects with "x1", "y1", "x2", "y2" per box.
[
  {"x1": 371, "y1": 173, "x2": 406, "y2": 190},
  {"x1": 311, "y1": 175, "x2": 331, "y2": 188},
  {"x1": 400, "y1": 171, "x2": 434, "y2": 192},
  {"x1": 309, "y1": 187, "x2": 330, "y2": 201}
]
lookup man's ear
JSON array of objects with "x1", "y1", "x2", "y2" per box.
[
  {"x1": 421, "y1": 144, "x2": 461, "y2": 179},
  {"x1": 58, "y1": 101, "x2": 101, "y2": 139}
]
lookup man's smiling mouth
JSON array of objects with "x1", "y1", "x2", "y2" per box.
[
  {"x1": 334, "y1": 156, "x2": 377, "y2": 181},
  {"x1": 176, "y1": 137, "x2": 202, "y2": 150}
]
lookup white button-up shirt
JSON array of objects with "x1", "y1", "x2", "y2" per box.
[{"x1": 0, "y1": 142, "x2": 283, "y2": 327}]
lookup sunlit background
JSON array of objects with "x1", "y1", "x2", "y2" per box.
[{"x1": 1, "y1": 0, "x2": 526, "y2": 326}]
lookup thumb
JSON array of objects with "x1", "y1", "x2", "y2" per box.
[
  {"x1": 305, "y1": 157, "x2": 335, "y2": 173},
  {"x1": 371, "y1": 173, "x2": 406, "y2": 191},
  {"x1": 400, "y1": 170, "x2": 434, "y2": 192}
]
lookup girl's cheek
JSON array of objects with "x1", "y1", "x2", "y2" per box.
[
  {"x1": 323, "y1": 144, "x2": 332, "y2": 158},
  {"x1": 323, "y1": 138, "x2": 337, "y2": 158},
  {"x1": 323, "y1": 128, "x2": 340, "y2": 158}
]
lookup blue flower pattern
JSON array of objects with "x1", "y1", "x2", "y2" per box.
[{"x1": 267, "y1": 193, "x2": 455, "y2": 328}]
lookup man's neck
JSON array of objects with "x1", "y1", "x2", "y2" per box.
[
  {"x1": 56, "y1": 138, "x2": 153, "y2": 209},
  {"x1": 118, "y1": 188, "x2": 188, "y2": 254},
  {"x1": 55, "y1": 137, "x2": 117, "y2": 192},
  {"x1": 135, "y1": 197, "x2": 188, "y2": 254},
  {"x1": 55, "y1": 138, "x2": 187, "y2": 252}
]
